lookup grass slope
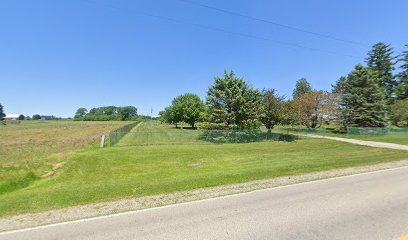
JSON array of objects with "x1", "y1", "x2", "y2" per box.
[
  {"x1": 0, "y1": 135, "x2": 406, "y2": 216},
  {"x1": 0, "y1": 120, "x2": 130, "y2": 194}
]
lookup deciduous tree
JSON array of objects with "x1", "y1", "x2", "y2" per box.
[
  {"x1": 74, "y1": 108, "x2": 88, "y2": 120},
  {"x1": 292, "y1": 78, "x2": 312, "y2": 99},
  {"x1": 168, "y1": 93, "x2": 206, "y2": 128},
  {"x1": 293, "y1": 91, "x2": 338, "y2": 128},
  {"x1": 259, "y1": 89, "x2": 286, "y2": 131},
  {"x1": 390, "y1": 99, "x2": 408, "y2": 127},
  {"x1": 117, "y1": 106, "x2": 138, "y2": 120}
]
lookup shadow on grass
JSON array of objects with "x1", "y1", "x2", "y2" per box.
[
  {"x1": 198, "y1": 130, "x2": 297, "y2": 144},
  {"x1": 0, "y1": 172, "x2": 40, "y2": 195}
]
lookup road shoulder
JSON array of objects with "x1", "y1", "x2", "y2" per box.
[{"x1": 1, "y1": 159, "x2": 408, "y2": 232}]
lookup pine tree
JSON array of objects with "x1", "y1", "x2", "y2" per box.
[
  {"x1": 206, "y1": 70, "x2": 261, "y2": 128},
  {"x1": 292, "y1": 78, "x2": 312, "y2": 99},
  {"x1": 332, "y1": 76, "x2": 346, "y2": 94},
  {"x1": 365, "y1": 42, "x2": 397, "y2": 105},
  {"x1": 340, "y1": 65, "x2": 387, "y2": 127},
  {"x1": 396, "y1": 44, "x2": 408, "y2": 100},
  {"x1": 0, "y1": 103, "x2": 5, "y2": 121}
]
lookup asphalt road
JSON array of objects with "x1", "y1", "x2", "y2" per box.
[{"x1": 2, "y1": 166, "x2": 408, "y2": 240}]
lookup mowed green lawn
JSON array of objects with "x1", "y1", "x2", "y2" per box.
[
  {"x1": 347, "y1": 133, "x2": 408, "y2": 145},
  {"x1": 117, "y1": 121, "x2": 209, "y2": 146},
  {"x1": 0, "y1": 121, "x2": 407, "y2": 216},
  {"x1": 277, "y1": 126, "x2": 408, "y2": 145}
]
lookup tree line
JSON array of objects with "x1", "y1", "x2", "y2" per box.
[
  {"x1": 160, "y1": 42, "x2": 408, "y2": 130},
  {"x1": 0, "y1": 104, "x2": 61, "y2": 122},
  {"x1": 74, "y1": 106, "x2": 138, "y2": 121}
]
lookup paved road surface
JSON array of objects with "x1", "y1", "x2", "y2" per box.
[{"x1": 2, "y1": 166, "x2": 408, "y2": 240}]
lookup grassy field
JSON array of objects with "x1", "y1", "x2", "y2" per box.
[
  {"x1": 346, "y1": 133, "x2": 408, "y2": 145},
  {"x1": 116, "y1": 121, "x2": 208, "y2": 146},
  {"x1": 0, "y1": 121, "x2": 406, "y2": 216},
  {"x1": 278, "y1": 126, "x2": 408, "y2": 145},
  {"x1": 0, "y1": 120, "x2": 129, "y2": 195}
]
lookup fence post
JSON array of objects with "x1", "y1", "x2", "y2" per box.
[{"x1": 100, "y1": 134, "x2": 105, "y2": 148}]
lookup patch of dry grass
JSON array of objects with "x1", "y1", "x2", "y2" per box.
[{"x1": 0, "y1": 121, "x2": 130, "y2": 191}]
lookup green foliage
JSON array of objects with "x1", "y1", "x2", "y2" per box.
[
  {"x1": 332, "y1": 76, "x2": 346, "y2": 94},
  {"x1": 292, "y1": 78, "x2": 312, "y2": 99},
  {"x1": 18, "y1": 114, "x2": 25, "y2": 120},
  {"x1": 396, "y1": 44, "x2": 408, "y2": 100},
  {"x1": 390, "y1": 99, "x2": 408, "y2": 127},
  {"x1": 170, "y1": 93, "x2": 206, "y2": 127},
  {"x1": 74, "y1": 108, "x2": 88, "y2": 120},
  {"x1": 1, "y1": 136, "x2": 407, "y2": 216},
  {"x1": 340, "y1": 64, "x2": 388, "y2": 128},
  {"x1": 259, "y1": 89, "x2": 287, "y2": 130},
  {"x1": 0, "y1": 172, "x2": 39, "y2": 195},
  {"x1": 159, "y1": 106, "x2": 179, "y2": 126},
  {"x1": 78, "y1": 106, "x2": 138, "y2": 121},
  {"x1": 206, "y1": 70, "x2": 261, "y2": 129},
  {"x1": 0, "y1": 103, "x2": 5, "y2": 121},
  {"x1": 366, "y1": 42, "x2": 397, "y2": 105},
  {"x1": 32, "y1": 114, "x2": 41, "y2": 120},
  {"x1": 117, "y1": 106, "x2": 138, "y2": 121}
]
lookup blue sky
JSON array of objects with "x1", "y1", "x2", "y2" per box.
[{"x1": 1, "y1": 0, "x2": 407, "y2": 117}]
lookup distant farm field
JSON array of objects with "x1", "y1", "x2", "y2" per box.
[
  {"x1": 0, "y1": 121, "x2": 407, "y2": 217},
  {"x1": 0, "y1": 120, "x2": 130, "y2": 194}
]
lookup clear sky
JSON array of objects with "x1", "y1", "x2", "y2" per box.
[{"x1": 1, "y1": 0, "x2": 407, "y2": 117}]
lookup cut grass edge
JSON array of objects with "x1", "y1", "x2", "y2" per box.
[{"x1": 1, "y1": 159, "x2": 408, "y2": 233}]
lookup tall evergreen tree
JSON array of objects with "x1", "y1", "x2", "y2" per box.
[
  {"x1": 292, "y1": 78, "x2": 312, "y2": 99},
  {"x1": 0, "y1": 103, "x2": 5, "y2": 121},
  {"x1": 365, "y1": 42, "x2": 397, "y2": 105},
  {"x1": 396, "y1": 44, "x2": 408, "y2": 100},
  {"x1": 332, "y1": 76, "x2": 346, "y2": 94},
  {"x1": 206, "y1": 70, "x2": 261, "y2": 128},
  {"x1": 340, "y1": 65, "x2": 387, "y2": 128}
]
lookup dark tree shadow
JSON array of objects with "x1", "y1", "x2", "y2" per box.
[{"x1": 198, "y1": 130, "x2": 297, "y2": 143}]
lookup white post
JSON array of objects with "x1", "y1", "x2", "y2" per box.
[{"x1": 100, "y1": 134, "x2": 105, "y2": 148}]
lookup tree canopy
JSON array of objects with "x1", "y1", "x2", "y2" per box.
[
  {"x1": 390, "y1": 99, "x2": 408, "y2": 127},
  {"x1": 259, "y1": 89, "x2": 287, "y2": 130},
  {"x1": 366, "y1": 42, "x2": 397, "y2": 105},
  {"x1": 206, "y1": 70, "x2": 261, "y2": 129},
  {"x1": 292, "y1": 78, "x2": 312, "y2": 99},
  {"x1": 0, "y1": 103, "x2": 5, "y2": 121},
  {"x1": 293, "y1": 91, "x2": 338, "y2": 128},
  {"x1": 160, "y1": 93, "x2": 206, "y2": 128},
  {"x1": 340, "y1": 65, "x2": 387, "y2": 128},
  {"x1": 396, "y1": 44, "x2": 408, "y2": 100},
  {"x1": 32, "y1": 114, "x2": 41, "y2": 120},
  {"x1": 74, "y1": 108, "x2": 88, "y2": 120},
  {"x1": 75, "y1": 106, "x2": 138, "y2": 121}
]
